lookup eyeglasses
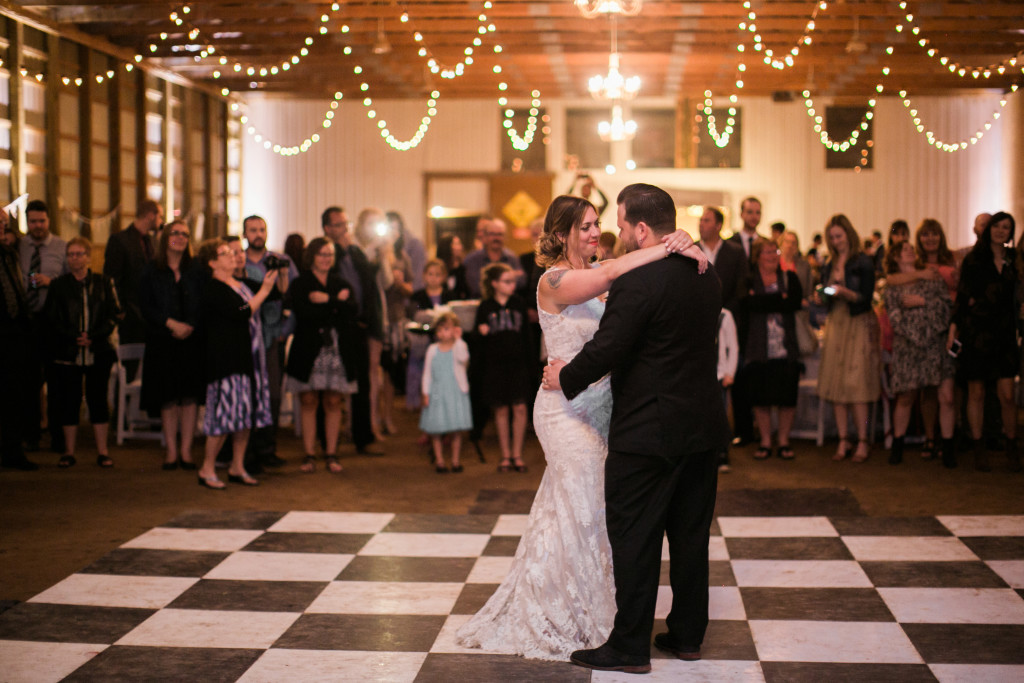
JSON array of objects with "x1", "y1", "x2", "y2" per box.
[
  {"x1": 316, "y1": 250, "x2": 334, "y2": 257},
  {"x1": 216, "y1": 248, "x2": 233, "y2": 257},
  {"x1": 67, "y1": 251, "x2": 89, "y2": 258},
  {"x1": 169, "y1": 230, "x2": 190, "y2": 238}
]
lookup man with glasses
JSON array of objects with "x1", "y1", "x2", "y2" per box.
[{"x1": 463, "y1": 217, "x2": 523, "y2": 299}]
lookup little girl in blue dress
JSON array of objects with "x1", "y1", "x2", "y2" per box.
[{"x1": 420, "y1": 311, "x2": 472, "y2": 472}]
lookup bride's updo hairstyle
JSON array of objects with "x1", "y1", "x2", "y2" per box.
[{"x1": 536, "y1": 195, "x2": 597, "y2": 269}]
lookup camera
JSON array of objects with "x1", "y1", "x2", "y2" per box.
[
  {"x1": 263, "y1": 254, "x2": 289, "y2": 270},
  {"x1": 374, "y1": 221, "x2": 391, "y2": 238},
  {"x1": 822, "y1": 286, "x2": 837, "y2": 296},
  {"x1": 948, "y1": 339, "x2": 963, "y2": 358}
]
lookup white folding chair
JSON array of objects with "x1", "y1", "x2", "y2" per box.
[{"x1": 116, "y1": 343, "x2": 164, "y2": 445}]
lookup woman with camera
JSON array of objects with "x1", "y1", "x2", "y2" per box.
[
  {"x1": 950, "y1": 212, "x2": 1020, "y2": 472},
  {"x1": 815, "y1": 214, "x2": 880, "y2": 463},
  {"x1": 883, "y1": 241, "x2": 954, "y2": 466}
]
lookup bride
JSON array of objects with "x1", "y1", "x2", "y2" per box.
[{"x1": 456, "y1": 195, "x2": 707, "y2": 660}]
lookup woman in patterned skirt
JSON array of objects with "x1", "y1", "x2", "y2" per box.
[{"x1": 195, "y1": 238, "x2": 278, "y2": 490}]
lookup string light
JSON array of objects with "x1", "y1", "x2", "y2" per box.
[
  {"x1": 738, "y1": 0, "x2": 827, "y2": 70},
  {"x1": 698, "y1": 91, "x2": 740, "y2": 148},
  {"x1": 898, "y1": 84, "x2": 1020, "y2": 152},
  {"x1": 360, "y1": 85, "x2": 441, "y2": 151},
  {"x1": 895, "y1": 1, "x2": 1023, "y2": 80},
  {"x1": 23, "y1": 61, "x2": 137, "y2": 87},
  {"x1": 399, "y1": 0, "x2": 494, "y2": 79},
  {"x1": 235, "y1": 92, "x2": 341, "y2": 156},
  {"x1": 501, "y1": 91, "x2": 542, "y2": 150}
]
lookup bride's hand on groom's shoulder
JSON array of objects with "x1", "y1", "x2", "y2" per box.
[
  {"x1": 662, "y1": 232, "x2": 709, "y2": 274},
  {"x1": 542, "y1": 359, "x2": 566, "y2": 391}
]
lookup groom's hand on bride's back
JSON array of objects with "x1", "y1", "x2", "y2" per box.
[{"x1": 542, "y1": 359, "x2": 566, "y2": 391}]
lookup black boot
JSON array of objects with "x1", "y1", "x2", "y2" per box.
[
  {"x1": 940, "y1": 437, "x2": 957, "y2": 469},
  {"x1": 888, "y1": 436, "x2": 904, "y2": 465},
  {"x1": 973, "y1": 438, "x2": 991, "y2": 472},
  {"x1": 1006, "y1": 437, "x2": 1022, "y2": 473}
]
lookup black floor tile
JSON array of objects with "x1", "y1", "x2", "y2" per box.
[
  {"x1": 726, "y1": 536, "x2": 854, "y2": 560},
  {"x1": 274, "y1": 613, "x2": 446, "y2": 651},
  {"x1": 78, "y1": 548, "x2": 230, "y2": 577},
  {"x1": 959, "y1": 536, "x2": 1024, "y2": 560},
  {"x1": 740, "y1": 587, "x2": 895, "y2": 621},
  {"x1": 0, "y1": 603, "x2": 153, "y2": 643},
  {"x1": 387, "y1": 513, "x2": 499, "y2": 534},
  {"x1": 62, "y1": 646, "x2": 263, "y2": 683},
  {"x1": 761, "y1": 662, "x2": 937, "y2": 683},
  {"x1": 167, "y1": 579, "x2": 328, "y2": 612},
  {"x1": 860, "y1": 561, "x2": 1010, "y2": 588},
  {"x1": 243, "y1": 531, "x2": 374, "y2": 554},
  {"x1": 901, "y1": 623, "x2": 1024, "y2": 664},
  {"x1": 714, "y1": 488, "x2": 864, "y2": 516},
  {"x1": 681, "y1": 618, "x2": 757, "y2": 661},
  {"x1": 469, "y1": 490, "x2": 536, "y2": 514},
  {"x1": 163, "y1": 510, "x2": 286, "y2": 530},
  {"x1": 414, "y1": 653, "x2": 591, "y2": 683},
  {"x1": 708, "y1": 560, "x2": 737, "y2": 587},
  {"x1": 482, "y1": 536, "x2": 522, "y2": 556},
  {"x1": 452, "y1": 584, "x2": 498, "y2": 615},
  {"x1": 338, "y1": 556, "x2": 476, "y2": 582}
]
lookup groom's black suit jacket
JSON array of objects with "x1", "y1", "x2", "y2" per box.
[{"x1": 560, "y1": 254, "x2": 730, "y2": 459}]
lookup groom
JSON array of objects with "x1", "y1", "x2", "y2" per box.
[{"x1": 543, "y1": 183, "x2": 729, "y2": 674}]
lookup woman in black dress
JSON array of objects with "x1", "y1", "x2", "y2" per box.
[
  {"x1": 139, "y1": 220, "x2": 204, "y2": 469},
  {"x1": 950, "y1": 211, "x2": 1020, "y2": 472},
  {"x1": 286, "y1": 237, "x2": 360, "y2": 474},
  {"x1": 436, "y1": 234, "x2": 471, "y2": 300}
]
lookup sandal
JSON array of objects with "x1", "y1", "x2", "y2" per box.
[
  {"x1": 435, "y1": 462, "x2": 449, "y2": 474},
  {"x1": 96, "y1": 454, "x2": 113, "y2": 468},
  {"x1": 833, "y1": 438, "x2": 853, "y2": 461},
  {"x1": 58, "y1": 455, "x2": 76, "y2": 468},
  {"x1": 497, "y1": 459, "x2": 512, "y2": 473},
  {"x1": 753, "y1": 446, "x2": 772, "y2": 460},
  {"x1": 512, "y1": 459, "x2": 528, "y2": 473},
  {"x1": 300, "y1": 455, "x2": 316, "y2": 473},
  {"x1": 920, "y1": 439, "x2": 937, "y2": 460},
  {"x1": 326, "y1": 456, "x2": 343, "y2": 474},
  {"x1": 778, "y1": 445, "x2": 795, "y2": 460},
  {"x1": 851, "y1": 440, "x2": 871, "y2": 463}
]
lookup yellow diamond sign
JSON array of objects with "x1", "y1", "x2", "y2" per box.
[{"x1": 502, "y1": 191, "x2": 543, "y2": 230}]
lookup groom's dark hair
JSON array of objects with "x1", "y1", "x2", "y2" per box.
[{"x1": 617, "y1": 183, "x2": 676, "y2": 235}]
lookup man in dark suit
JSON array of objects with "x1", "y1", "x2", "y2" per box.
[
  {"x1": 727, "y1": 195, "x2": 764, "y2": 259},
  {"x1": 544, "y1": 183, "x2": 729, "y2": 674},
  {"x1": 322, "y1": 206, "x2": 381, "y2": 455},
  {"x1": 726, "y1": 198, "x2": 763, "y2": 446},
  {"x1": 104, "y1": 200, "x2": 161, "y2": 345}
]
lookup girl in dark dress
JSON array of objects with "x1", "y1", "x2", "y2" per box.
[
  {"x1": 475, "y1": 262, "x2": 533, "y2": 471},
  {"x1": 139, "y1": 220, "x2": 204, "y2": 469},
  {"x1": 195, "y1": 238, "x2": 278, "y2": 490},
  {"x1": 950, "y1": 211, "x2": 1020, "y2": 472},
  {"x1": 436, "y1": 234, "x2": 471, "y2": 300}
]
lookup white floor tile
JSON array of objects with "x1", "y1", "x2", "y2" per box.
[
  {"x1": 842, "y1": 536, "x2": 978, "y2": 561},
  {"x1": 731, "y1": 560, "x2": 872, "y2": 587},
  {"x1": 938, "y1": 516, "x2": 1024, "y2": 537},
  {"x1": 987, "y1": 560, "x2": 1024, "y2": 589},
  {"x1": 121, "y1": 527, "x2": 264, "y2": 552},
  {"x1": 716, "y1": 517, "x2": 838, "y2": 538},
  {"x1": 358, "y1": 533, "x2": 490, "y2": 557},
  {"x1": 306, "y1": 581, "x2": 463, "y2": 615},
  {"x1": 238, "y1": 649, "x2": 427, "y2": 683},
  {"x1": 431, "y1": 614, "x2": 508, "y2": 655},
  {"x1": 709, "y1": 536, "x2": 730, "y2": 561},
  {"x1": 204, "y1": 551, "x2": 353, "y2": 581},
  {"x1": 116, "y1": 609, "x2": 300, "y2": 648},
  {"x1": 491, "y1": 514, "x2": 529, "y2": 536},
  {"x1": 878, "y1": 587, "x2": 1024, "y2": 624},
  {"x1": 653, "y1": 586, "x2": 745, "y2": 620},
  {"x1": 268, "y1": 511, "x2": 394, "y2": 534},
  {"x1": 465, "y1": 556, "x2": 513, "y2": 584},
  {"x1": 594, "y1": 659, "x2": 765, "y2": 682},
  {"x1": 929, "y1": 663, "x2": 1024, "y2": 683},
  {"x1": 28, "y1": 574, "x2": 197, "y2": 609},
  {"x1": 749, "y1": 620, "x2": 922, "y2": 663},
  {"x1": 0, "y1": 640, "x2": 107, "y2": 683}
]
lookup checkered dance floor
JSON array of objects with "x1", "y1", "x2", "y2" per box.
[{"x1": 1, "y1": 511, "x2": 1023, "y2": 682}]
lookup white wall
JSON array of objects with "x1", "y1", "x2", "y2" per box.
[{"x1": 242, "y1": 92, "x2": 1018, "y2": 253}]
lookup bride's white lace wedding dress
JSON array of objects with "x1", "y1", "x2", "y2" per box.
[{"x1": 456, "y1": 277, "x2": 615, "y2": 661}]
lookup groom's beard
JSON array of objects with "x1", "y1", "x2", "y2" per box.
[{"x1": 620, "y1": 232, "x2": 640, "y2": 253}]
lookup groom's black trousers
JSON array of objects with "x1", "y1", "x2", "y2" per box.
[{"x1": 604, "y1": 448, "x2": 719, "y2": 657}]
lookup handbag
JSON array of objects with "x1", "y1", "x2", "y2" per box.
[{"x1": 795, "y1": 309, "x2": 819, "y2": 356}]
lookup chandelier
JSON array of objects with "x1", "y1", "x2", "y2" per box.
[
  {"x1": 575, "y1": 0, "x2": 642, "y2": 19},
  {"x1": 598, "y1": 103, "x2": 637, "y2": 142}
]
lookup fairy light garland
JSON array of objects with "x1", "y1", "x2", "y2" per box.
[
  {"x1": 898, "y1": 84, "x2": 1020, "y2": 152},
  {"x1": 400, "y1": 0, "x2": 495, "y2": 79},
  {"x1": 698, "y1": 91, "x2": 740, "y2": 148},
  {"x1": 738, "y1": 0, "x2": 827, "y2": 71},
  {"x1": 895, "y1": 1, "x2": 1023, "y2": 80},
  {"x1": 500, "y1": 90, "x2": 542, "y2": 151},
  {"x1": 234, "y1": 92, "x2": 342, "y2": 157},
  {"x1": 801, "y1": 88, "x2": 879, "y2": 154}
]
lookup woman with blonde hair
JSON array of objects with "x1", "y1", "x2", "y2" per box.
[{"x1": 815, "y1": 214, "x2": 880, "y2": 463}]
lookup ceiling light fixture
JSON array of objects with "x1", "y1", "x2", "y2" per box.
[
  {"x1": 598, "y1": 103, "x2": 637, "y2": 142},
  {"x1": 575, "y1": 0, "x2": 642, "y2": 19}
]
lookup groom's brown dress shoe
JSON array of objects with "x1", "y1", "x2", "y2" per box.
[
  {"x1": 653, "y1": 632, "x2": 701, "y2": 660},
  {"x1": 570, "y1": 643, "x2": 651, "y2": 674}
]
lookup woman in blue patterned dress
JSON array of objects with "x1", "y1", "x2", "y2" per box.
[{"x1": 196, "y1": 238, "x2": 278, "y2": 490}]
